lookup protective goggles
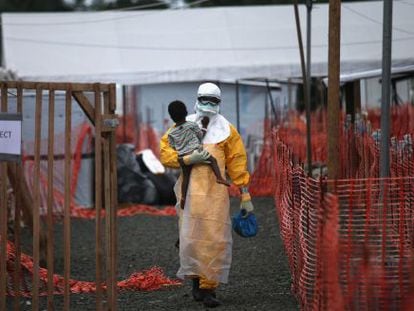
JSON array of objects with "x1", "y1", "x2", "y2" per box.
[{"x1": 197, "y1": 96, "x2": 220, "y2": 106}]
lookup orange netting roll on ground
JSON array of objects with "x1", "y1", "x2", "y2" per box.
[{"x1": 6, "y1": 240, "x2": 181, "y2": 297}]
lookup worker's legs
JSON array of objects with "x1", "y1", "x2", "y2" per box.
[{"x1": 192, "y1": 276, "x2": 221, "y2": 308}]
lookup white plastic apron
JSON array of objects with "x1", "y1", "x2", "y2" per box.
[{"x1": 175, "y1": 143, "x2": 232, "y2": 283}]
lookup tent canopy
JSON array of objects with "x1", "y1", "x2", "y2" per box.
[{"x1": 2, "y1": 1, "x2": 414, "y2": 84}]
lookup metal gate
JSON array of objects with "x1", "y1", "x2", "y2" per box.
[{"x1": 0, "y1": 81, "x2": 118, "y2": 310}]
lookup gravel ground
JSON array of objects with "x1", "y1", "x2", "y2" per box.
[{"x1": 9, "y1": 197, "x2": 299, "y2": 310}]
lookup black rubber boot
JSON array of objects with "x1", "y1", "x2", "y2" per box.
[
  {"x1": 192, "y1": 278, "x2": 204, "y2": 302},
  {"x1": 202, "y1": 290, "x2": 221, "y2": 308}
]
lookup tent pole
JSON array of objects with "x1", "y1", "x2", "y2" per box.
[
  {"x1": 265, "y1": 79, "x2": 277, "y2": 126},
  {"x1": 327, "y1": 0, "x2": 341, "y2": 180},
  {"x1": 379, "y1": 0, "x2": 393, "y2": 178},
  {"x1": 379, "y1": 0, "x2": 393, "y2": 269},
  {"x1": 122, "y1": 85, "x2": 127, "y2": 143},
  {"x1": 293, "y1": 0, "x2": 312, "y2": 176},
  {"x1": 306, "y1": 0, "x2": 313, "y2": 176}
]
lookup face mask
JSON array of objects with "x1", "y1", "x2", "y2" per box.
[{"x1": 195, "y1": 99, "x2": 220, "y2": 117}]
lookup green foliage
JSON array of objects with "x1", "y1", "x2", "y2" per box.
[
  {"x1": 91, "y1": 0, "x2": 168, "y2": 11},
  {"x1": 191, "y1": 0, "x2": 368, "y2": 7},
  {"x1": 0, "y1": 0, "x2": 377, "y2": 12},
  {"x1": 0, "y1": 0, "x2": 69, "y2": 12}
]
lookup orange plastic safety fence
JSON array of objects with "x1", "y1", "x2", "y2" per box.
[
  {"x1": 116, "y1": 114, "x2": 161, "y2": 157},
  {"x1": 265, "y1": 105, "x2": 414, "y2": 180},
  {"x1": 116, "y1": 113, "x2": 279, "y2": 197},
  {"x1": 248, "y1": 119, "x2": 276, "y2": 196},
  {"x1": 6, "y1": 240, "x2": 181, "y2": 297},
  {"x1": 367, "y1": 104, "x2": 414, "y2": 139},
  {"x1": 272, "y1": 130, "x2": 414, "y2": 310},
  {"x1": 326, "y1": 177, "x2": 414, "y2": 310},
  {"x1": 116, "y1": 114, "x2": 139, "y2": 145},
  {"x1": 19, "y1": 121, "x2": 176, "y2": 220},
  {"x1": 22, "y1": 122, "x2": 95, "y2": 218}
]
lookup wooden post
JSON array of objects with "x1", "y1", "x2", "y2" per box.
[
  {"x1": 0, "y1": 83, "x2": 8, "y2": 311},
  {"x1": 0, "y1": 161, "x2": 6, "y2": 311},
  {"x1": 103, "y1": 84, "x2": 118, "y2": 311},
  {"x1": 13, "y1": 83, "x2": 23, "y2": 311},
  {"x1": 108, "y1": 84, "x2": 118, "y2": 311},
  {"x1": 47, "y1": 87, "x2": 55, "y2": 310},
  {"x1": 32, "y1": 86, "x2": 43, "y2": 310},
  {"x1": 63, "y1": 87, "x2": 72, "y2": 310},
  {"x1": 104, "y1": 99, "x2": 112, "y2": 310},
  {"x1": 327, "y1": 0, "x2": 341, "y2": 180},
  {"x1": 94, "y1": 84, "x2": 104, "y2": 311}
]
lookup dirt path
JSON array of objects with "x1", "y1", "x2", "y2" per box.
[{"x1": 11, "y1": 197, "x2": 299, "y2": 310}]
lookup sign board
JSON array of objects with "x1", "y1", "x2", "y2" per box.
[{"x1": 0, "y1": 113, "x2": 22, "y2": 162}]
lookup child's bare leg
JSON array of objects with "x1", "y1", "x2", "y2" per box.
[
  {"x1": 208, "y1": 155, "x2": 230, "y2": 186},
  {"x1": 180, "y1": 165, "x2": 192, "y2": 209}
]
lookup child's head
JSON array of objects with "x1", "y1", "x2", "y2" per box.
[{"x1": 168, "y1": 100, "x2": 188, "y2": 123}]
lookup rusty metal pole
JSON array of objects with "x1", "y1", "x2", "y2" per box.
[
  {"x1": 327, "y1": 0, "x2": 341, "y2": 180},
  {"x1": 235, "y1": 80, "x2": 240, "y2": 133},
  {"x1": 305, "y1": 0, "x2": 313, "y2": 175},
  {"x1": 293, "y1": 0, "x2": 312, "y2": 176}
]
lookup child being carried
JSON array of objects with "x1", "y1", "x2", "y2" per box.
[{"x1": 167, "y1": 100, "x2": 230, "y2": 209}]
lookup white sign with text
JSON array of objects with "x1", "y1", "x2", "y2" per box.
[{"x1": 0, "y1": 119, "x2": 22, "y2": 156}]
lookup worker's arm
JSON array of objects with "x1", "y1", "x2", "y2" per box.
[
  {"x1": 222, "y1": 125, "x2": 250, "y2": 187},
  {"x1": 160, "y1": 129, "x2": 180, "y2": 168}
]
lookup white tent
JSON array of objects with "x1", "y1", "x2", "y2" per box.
[{"x1": 1, "y1": 1, "x2": 414, "y2": 84}]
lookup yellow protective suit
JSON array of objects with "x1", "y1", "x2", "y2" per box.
[{"x1": 160, "y1": 120, "x2": 250, "y2": 288}]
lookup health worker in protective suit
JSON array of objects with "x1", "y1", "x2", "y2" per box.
[{"x1": 160, "y1": 82, "x2": 254, "y2": 308}]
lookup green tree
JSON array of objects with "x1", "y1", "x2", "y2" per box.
[
  {"x1": 100, "y1": 0, "x2": 168, "y2": 10},
  {"x1": 0, "y1": 0, "x2": 376, "y2": 12},
  {"x1": 0, "y1": 0, "x2": 70, "y2": 12},
  {"x1": 191, "y1": 0, "x2": 372, "y2": 7}
]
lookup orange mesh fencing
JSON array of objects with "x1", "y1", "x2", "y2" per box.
[
  {"x1": 272, "y1": 129, "x2": 414, "y2": 310},
  {"x1": 19, "y1": 120, "x2": 173, "y2": 220},
  {"x1": 367, "y1": 103, "x2": 414, "y2": 139},
  {"x1": 116, "y1": 114, "x2": 160, "y2": 157},
  {"x1": 261, "y1": 104, "x2": 414, "y2": 180},
  {"x1": 328, "y1": 177, "x2": 414, "y2": 310},
  {"x1": 248, "y1": 119, "x2": 276, "y2": 196}
]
